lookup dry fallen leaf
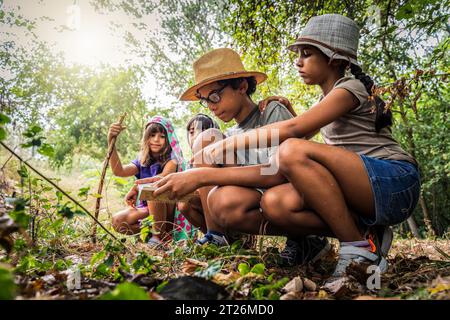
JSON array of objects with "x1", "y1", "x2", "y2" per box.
[
  {"x1": 323, "y1": 276, "x2": 363, "y2": 299},
  {"x1": 181, "y1": 258, "x2": 208, "y2": 274},
  {"x1": 213, "y1": 271, "x2": 241, "y2": 286}
]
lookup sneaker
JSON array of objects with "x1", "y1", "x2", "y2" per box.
[
  {"x1": 374, "y1": 226, "x2": 393, "y2": 257},
  {"x1": 331, "y1": 239, "x2": 388, "y2": 278},
  {"x1": 279, "y1": 236, "x2": 331, "y2": 267},
  {"x1": 195, "y1": 231, "x2": 228, "y2": 246}
]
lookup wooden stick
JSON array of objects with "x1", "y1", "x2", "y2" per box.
[
  {"x1": 0, "y1": 141, "x2": 118, "y2": 241},
  {"x1": 91, "y1": 113, "x2": 127, "y2": 243}
]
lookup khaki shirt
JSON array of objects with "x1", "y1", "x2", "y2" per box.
[{"x1": 319, "y1": 77, "x2": 417, "y2": 165}]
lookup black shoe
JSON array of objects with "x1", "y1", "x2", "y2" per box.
[{"x1": 279, "y1": 236, "x2": 331, "y2": 267}]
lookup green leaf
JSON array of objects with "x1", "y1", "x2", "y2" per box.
[
  {"x1": 238, "y1": 262, "x2": 250, "y2": 276},
  {"x1": 90, "y1": 250, "x2": 107, "y2": 266},
  {"x1": 139, "y1": 226, "x2": 152, "y2": 242},
  {"x1": 55, "y1": 191, "x2": 63, "y2": 202},
  {"x1": 37, "y1": 143, "x2": 55, "y2": 157},
  {"x1": 17, "y1": 166, "x2": 28, "y2": 178},
  {"x1": 77, "y1": 186, "x2": 90, "y2": 198},
  {"x1": 9, "y1": 210, "x2": 30, "y2": 229},
  {"x1": 50, "y1": 218, "x2": 64, "y2": 230},
  {"x1": 156, "y1": 280, "x2": 169, "y2": 293},
  {"x1": 53, "y1": 259, "x2": 70, "y2": 271},
  {"x1": 132, "y1": 252, "x2": 157, "y2": 275},
  {"x1": 0, "y1": 113, "x2": 11, "y2": 125},
  {"x1": 31, "y1": 137, "x2": 43, "y2": 147},
  {"x1": 99, "y1": 282, "x2": 149, "y2": 300},
  {"x1": 250, "y1": 263, "x2": 265, "y2": 275},
  {"x1": 0, "y1": 127, "x2": 6, "y2": 141},
  {"x1": 94, "y1": 262, "x2": 111, "y2": 277},
  {"x1": 57, "y1": 203, "x2": 74, "y2": 219},
  {"x1": 29, "y1": 125, "x2": 43, "y2": 135},
  {"x1": 0, "y1": 266, "x2": 17, "y2": 300}
]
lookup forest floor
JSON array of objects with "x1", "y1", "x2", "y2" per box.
[{"x1": 0, "y1": 157, "x2": 449, "y2": 300}]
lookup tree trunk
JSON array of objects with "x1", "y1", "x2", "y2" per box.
[
  {"x1": 406, "y1": 215, "x2": 421, "y2": 239},
  {"x1": 418, "y1": 194, "x2": 436, "y2": 237}
]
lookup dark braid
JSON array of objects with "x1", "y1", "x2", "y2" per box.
[{"x1": 350, "y1": 64, "x2": 392, "y2": 132}]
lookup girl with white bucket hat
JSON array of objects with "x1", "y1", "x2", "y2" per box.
[{"x1": 153, "y1": 14, "x2": 420, "y2": 278}]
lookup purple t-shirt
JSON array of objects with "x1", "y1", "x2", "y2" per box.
[{"x1": 131, "y1": 159, "x2": 164, "y2": 179}]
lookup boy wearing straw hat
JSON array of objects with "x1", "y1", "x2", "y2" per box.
[{"x1": 177, "y1": 48, "x2": 294, "y2": 246}]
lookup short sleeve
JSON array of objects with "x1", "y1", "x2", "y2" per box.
[
  {"x1": 262, "y1": 101, "x2": 294, "y2": 125},
  {"x1": 334, "y1": 79, "x2": 368, "y2": 107},
  {"x1": 261, "y1": 101, "x2": 294, "y2": 161},
  {"x1": 131, "y1": 158, "x2": 141, "y2": 179}
]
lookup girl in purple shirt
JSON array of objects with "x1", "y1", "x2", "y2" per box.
[{"x1": 108, "y1": 116, "x2": 180, "y2": 246}]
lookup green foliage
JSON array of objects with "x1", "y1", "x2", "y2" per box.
[
  {"x1": 139, "y1": 215, "x2": 154, "y2": 242},
  {"x1": 132, "y1": 252, "x2": 158, "y2": 275},
  {"x1": 249, "y1": 263, "x2": 265, "y2": 275},
  {"x1": 238, "y1": 262, "x2": 250, "y2": 276},
  {"x1": 0, "y1": 266, "x2": 17, "y2": 300},
  {"x1": 56, "y1": 203, "x2": 85, "y2": 219},
  {"x1": 8, "y1": 198, "x2": 30, "y2": 229},
  {"x1": 251, "y1": 276, "x2": 289, "y2": 300},
  {"x1": 0, "y1": 113, "x2": 11, "y2": 141},
  {"x1": 99, "y1": 282, "x2": 149, "y2": 300},
  {"x1": 89, "y1": 240, "x2": 126, "y2": 279}
]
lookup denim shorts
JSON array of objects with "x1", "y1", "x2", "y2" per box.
[{"x1": 359, "y1": 155, "x2": 421, "y2": 226}]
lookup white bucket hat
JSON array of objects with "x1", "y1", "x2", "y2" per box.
[{"x1": 288, "y1": 14, "x2": 360, "y2": 66}]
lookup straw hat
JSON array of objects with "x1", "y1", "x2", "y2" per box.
[
  {"x1": 180, "y1": 48, "x2": 267, "y2": 101},
  {"x1": 288, "y1": 14, "x2": 360, "y2": 66}
]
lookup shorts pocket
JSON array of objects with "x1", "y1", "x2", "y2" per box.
[{"x1": 387, "y1": 181, "x2": 421, "y2": 225}]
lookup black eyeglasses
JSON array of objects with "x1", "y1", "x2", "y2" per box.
[{"x1": 195, "y1": 84, "x2": 227, "y2": 107}]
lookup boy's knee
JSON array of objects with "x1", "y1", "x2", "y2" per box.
[
  {"x1": 278, "y1": 139, "x2": 310, "y2": 172},
  {"x1": 260, "y1": 191, "x2": 286, "y2": 223},
  {"x1": 208, "y1": 188, "x2": 244, "y2": 229},
  {"x1": 260, "y1": 191, "x2": 279, "y2": 213}
]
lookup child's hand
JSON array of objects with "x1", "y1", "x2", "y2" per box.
[
  {"x1": 153, "y1": 171, "x2": 201, "y2": 200},
  {"x1": 258, "y1": 96, "x2": 296, "y2": 116},
  {"x1": 124, "y1": 185, "x2": 138, "y2": 208},
  {"x1": 135, "y1": 176, "x2": 163, "y2": 185},
  {"x1": 108, "y1": 122, "x2": 126, "y2": 145}
]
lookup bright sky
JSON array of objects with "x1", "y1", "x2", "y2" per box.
[
  {"x1": 2, "y1": 0, "x2": 156, "y2": 65},
  {"x1": 1, "y1": 0, "x2": 178, "y2": 104},
  {"x1": 1, "y1": 0, "x2": 195, "y2": 149}
]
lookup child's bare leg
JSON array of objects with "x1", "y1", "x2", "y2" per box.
[
  {"x1": 112, "y1": 207, "x2": 149, "y2": 235},
  {"x1": 178, "y1": 198, "x2": 207, "y2": 233},
  {"x1": 261, "y1": 183, "x2": 334, "y2": 237},
  {"x1": 277, "y1": 139, "x2": 375, "y2": 242},
  {"x1": 207, "y1": 186, "x2": 286, "y2": 236},
  {"x1": 148, "y1": 201, "x2": 174, "y2": 241},
  {"x1": 192, "y1": 128, "x2": 229, "y2": 234},
  {"x1": 165, "y1": 203, "x2": 175, "y2": 236}
]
